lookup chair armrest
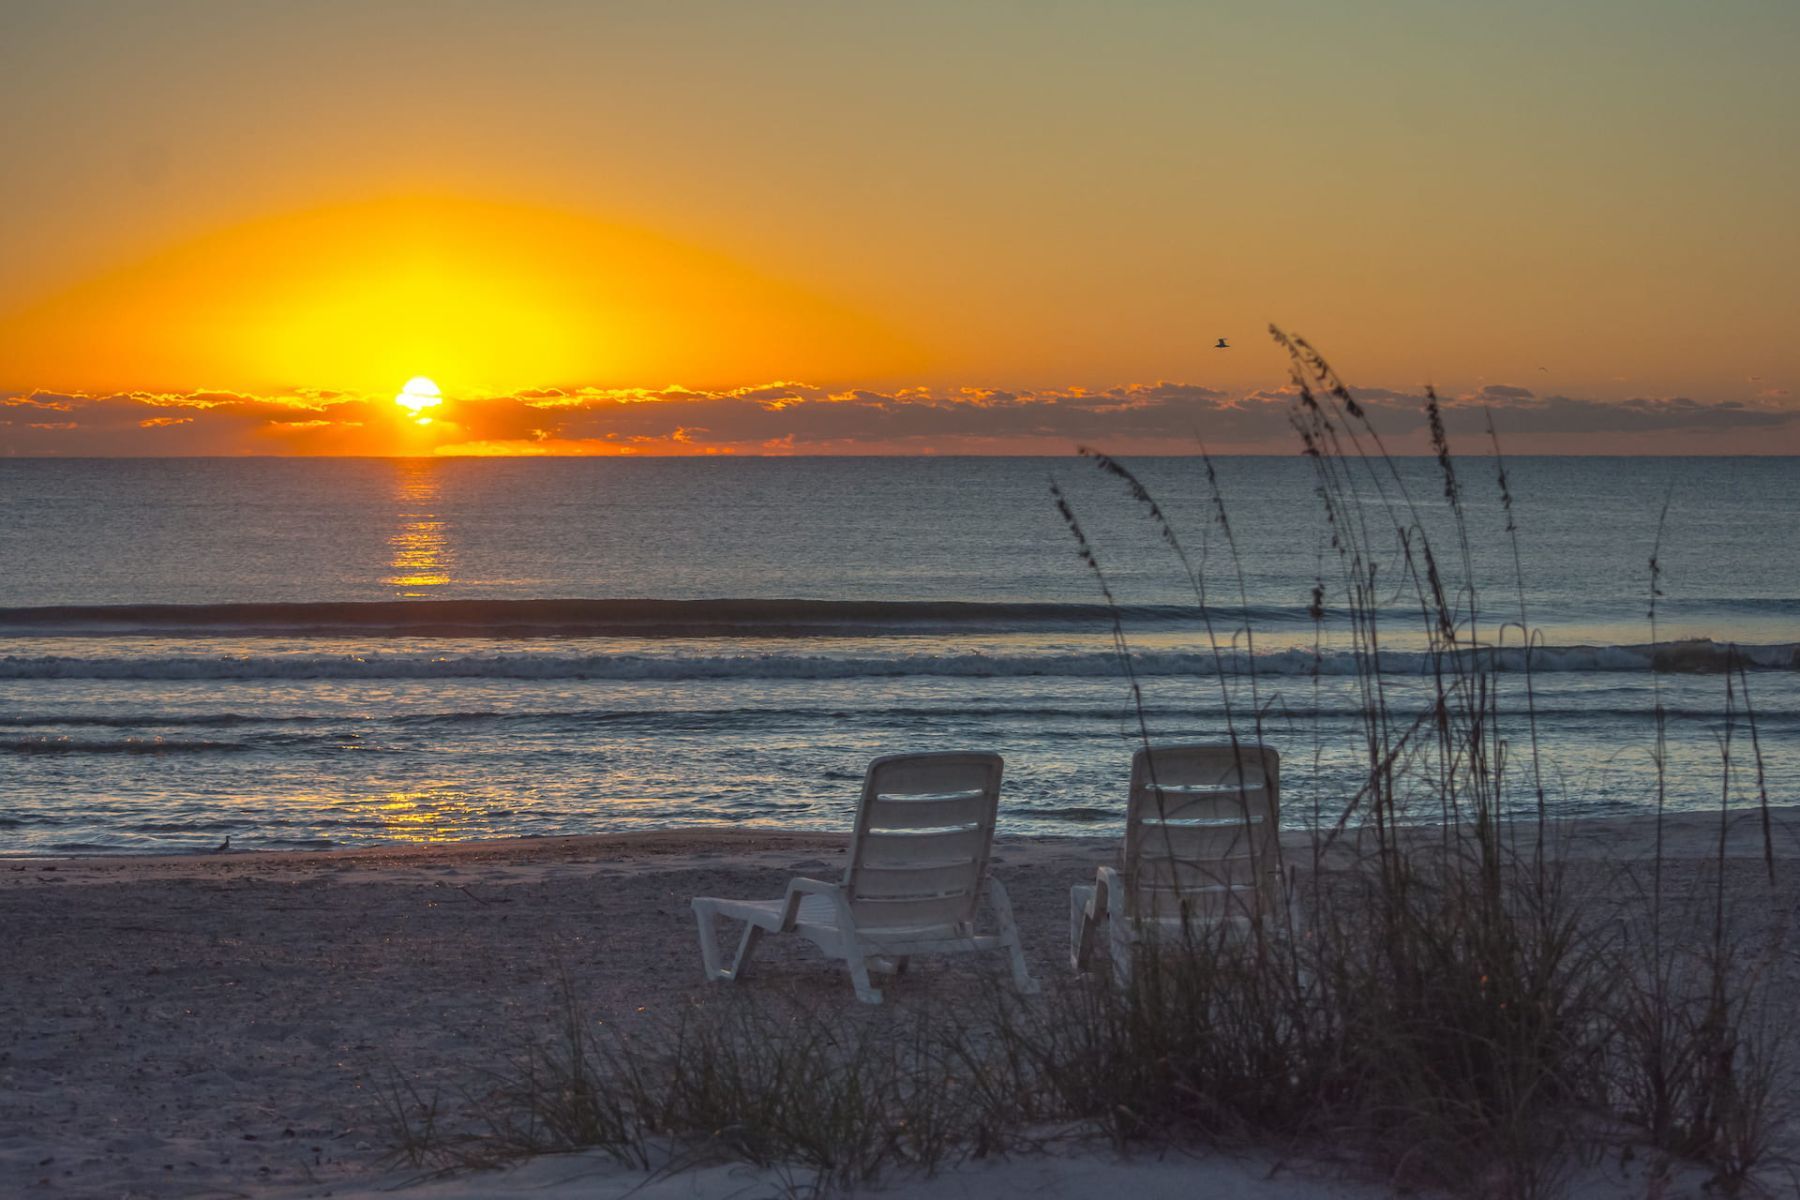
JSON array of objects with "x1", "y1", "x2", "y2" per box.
[
  {"x1": 781, "y1": 876, "x2": 855, "y2": 930},
  {"x1": 1070, "y1": 864, "x2": 1125, "y2": 974},
  {"x1": 1092, "y1": 864, "x2": 1124, "y2": 918}
]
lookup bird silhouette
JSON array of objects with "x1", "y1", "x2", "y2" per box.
[
  {"x1": 1214, "y1": 337, "x2": 1230, "y2": 349},
  {"x1": 213, "y1": 835, "x2": 231, "y2": 854}
]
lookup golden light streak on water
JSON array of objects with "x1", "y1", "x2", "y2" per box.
[
  {"x1": 372, "y1": 790, "x2": 482, "y2": 843},
  {"x1": 384, "y1": 459, "x2": 451, "y2": 595}
]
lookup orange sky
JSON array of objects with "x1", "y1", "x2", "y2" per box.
[{"x1": 2, "y1": 1, "x2": 1796, "y2": 455}]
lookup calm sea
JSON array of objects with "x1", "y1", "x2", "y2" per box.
[{"x1": 0, "y1": 456, "x2": 1794, "y2": 854}]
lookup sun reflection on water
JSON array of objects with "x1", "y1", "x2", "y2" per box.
[
  {"x1": 372, "y1": 789, "x2": 485, "y2": 843},
  {"x1": 385, "y1": 459, "x2": 451, "y2": 595}
]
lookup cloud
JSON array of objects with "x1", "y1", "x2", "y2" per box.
[
  {"x1": 131, "y1": 390, "x2": 267, "y2": 410},
  {"x1": 4, "y1": 395, "x2": 74, "y2": 412},
  {"x1": 1, "y1": 379, "x2": 1794, "y2": 456},
  {"x1": 1238, "y1": 382, "x2": 1800, "y2": 444},
  {"x1": 1465, "y1": 389, "x2": 1796, "y2": 435},
  {"x1": 0, "y1": 388, "x2": 365, "y2": 454}
]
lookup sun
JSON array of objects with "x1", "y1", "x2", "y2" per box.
[{"x1": 396, "y1": 376, "x2": 443, "y2": 424}]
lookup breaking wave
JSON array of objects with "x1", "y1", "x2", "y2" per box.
[{"x1": 0, "y1": 639, "x2": 1790, "y2": 682}]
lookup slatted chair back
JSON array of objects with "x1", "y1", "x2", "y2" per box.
[
  {"x1": 843, "y1": 751, "x2": 1003, "y2": 932},
  {"x1": 1122, "y1": 743, "x2": 1280, "y2": 924}
]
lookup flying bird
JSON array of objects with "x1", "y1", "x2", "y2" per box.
[{"x1": 1214, "y1": 337, "x2": 1230, "y2": 349}]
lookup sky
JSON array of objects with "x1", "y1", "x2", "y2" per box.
[{"x1": 2, "y1": 0, "x2": 1797, "y2": 455}]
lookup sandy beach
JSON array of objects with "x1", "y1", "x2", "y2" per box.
[{"x1": 4, "y1": 812, "x2": 1797, "y2": 1199}]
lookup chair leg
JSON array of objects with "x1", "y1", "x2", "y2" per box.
[
  {"x1": 840, "y1": 938, "x2": 884, "y2": 1004},
  {"x1": 1070, "y1": 884, "x2": 1099, "y2": 973},
  {"x1": 729, "y1": 922, "x2": 765, "y2": 981},
  {"x1": 693, "y1": 901, "x2": 771, "y2": 984},
  {"x1": 692, "y1": 900, "x2": 729, "y2": 982},
  {"x1": 1108, "y1": 912, "x2": 1134, "y2": 988},
  {"x1": 985, "y1": 879, "x2": 1037, "y2": 994},
  {"x1": 1002, "y1": 927, "x2": 1038, "y2": 994}
]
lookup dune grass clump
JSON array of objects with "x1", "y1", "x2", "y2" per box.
[
  {"x1": 379, "y1": 988, "x2": 649, "y2": 1173},
  {"x1": 645, "y1": 999, "x2": 1007, "y2": 1183},
  {"x1": 1032, "y1": 328, "x2": 1788, "y2": 1194},
  {"x1": 380, "y1": 986, "x2": 1025, "y2": 1196}
]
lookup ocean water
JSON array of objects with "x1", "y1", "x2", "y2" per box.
[{"x1": 0, "y1": 455, "x2": 1794, "y2": 855}]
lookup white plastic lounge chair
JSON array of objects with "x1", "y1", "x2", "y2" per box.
[
  {"x1": 692, "y1": 751, "x2": 1037, "y2": 1004},
  {"x1": 1071, "y1": 742, "x2": 1282, "y2": 983}
]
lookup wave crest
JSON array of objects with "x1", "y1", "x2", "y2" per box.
[{"x1": 0, "y1": 639, "x2": 1789, "y2": 682}]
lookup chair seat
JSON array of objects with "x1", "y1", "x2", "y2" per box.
[
  {"x1": 705, "y1": 893, "x2": 839, "y2": 931},
  {"x1": 703, "y1": 892, "x2": 967, "y2": 939}
]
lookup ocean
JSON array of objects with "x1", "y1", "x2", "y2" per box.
[{"x1": 0, "y1": 455, "x2": 1794, "y2": 854}]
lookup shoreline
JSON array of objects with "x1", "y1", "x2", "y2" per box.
[{"x1": 5, "y1": 803, "x2": 1795, "y2": 877}]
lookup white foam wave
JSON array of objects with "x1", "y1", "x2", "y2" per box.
[{"x1": 0, "y1": 640, "x2": 1791, "y2": 682}]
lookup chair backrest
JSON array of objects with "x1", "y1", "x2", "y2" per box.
[
  {"x1": 1122, "y1": 742, "x2": 1281, "y2": 924},
  {"x1": 843, "y1": 751, "x2": 1003, "y2": 932}
]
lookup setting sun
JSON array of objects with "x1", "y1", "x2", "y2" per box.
[{"x1": 396, "y1": 376, "x2": 443, "y2": 424}]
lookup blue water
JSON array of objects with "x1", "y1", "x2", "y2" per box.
[{"x1": 0, "y1": 456, "x2": 1794, "y2": 854}]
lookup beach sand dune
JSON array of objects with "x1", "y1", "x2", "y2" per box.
[{"x1": 2, "y1": 815, "x2": 1794, "y2": 1198}]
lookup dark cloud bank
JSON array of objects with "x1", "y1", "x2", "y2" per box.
[{"x1": 2, "y1": 380, "x2": 1793, "y2": 455}]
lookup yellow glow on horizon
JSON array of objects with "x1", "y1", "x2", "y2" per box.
[{"x1": 0, "y1": 196, "x2": 909, "y2": 398}]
